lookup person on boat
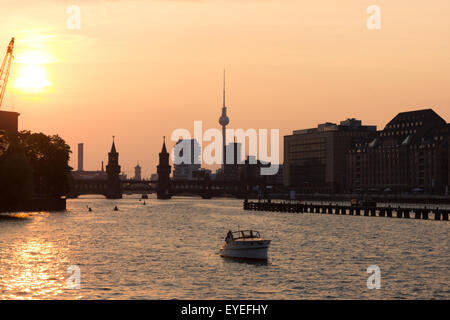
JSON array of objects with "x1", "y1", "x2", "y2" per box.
[{"x1": 225, "y1": 230, "x2": 233, "y2": 243}]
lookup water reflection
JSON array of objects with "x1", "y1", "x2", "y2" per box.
[{"x1": 0, "y1": 238, "x2": 68, "y2": 299}]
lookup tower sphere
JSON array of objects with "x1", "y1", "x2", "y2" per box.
[{"x1": 219, "y1": 113, "x2": 229, "y2": 126}]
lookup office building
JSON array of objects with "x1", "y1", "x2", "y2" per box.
[
  {"x1": 284, "y1": 118, "x2": 377, "y2": 193},
  {"x1": 347, "y1": 109, "x2": 449, "y2": 194}
]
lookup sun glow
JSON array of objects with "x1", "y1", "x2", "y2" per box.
[{"x1": 14, "y1": 49, "x2": 53, "y2": 93}]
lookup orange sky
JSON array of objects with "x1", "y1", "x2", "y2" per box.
[{"x1": 1, "y1": 0, "x2": 449, "y2": 178}]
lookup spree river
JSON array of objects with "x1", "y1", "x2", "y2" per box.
[{"x1": 0, "y1": 196, "x2": 448, "y2": 299}]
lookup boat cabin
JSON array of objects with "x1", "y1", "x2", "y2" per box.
[{"x1": 227, "y1": 230, "x2": 261, "y2": 241}]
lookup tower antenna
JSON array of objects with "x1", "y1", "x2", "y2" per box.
[{"x1": 223, "y1": 69, "x2": 226, "y2": 108}]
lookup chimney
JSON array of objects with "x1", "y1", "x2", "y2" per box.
[{"x1": 78, "y1": 143, "x2": 84, "y2": 171}]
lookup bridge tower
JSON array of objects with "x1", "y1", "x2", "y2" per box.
[
  {"x1": 157, "y1": 137, "x2": 172, "y2": 199},
  {"x1": 106, "y1": 137, "x2": 122, "y2": 199}
]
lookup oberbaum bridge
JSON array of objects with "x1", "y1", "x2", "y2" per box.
[{"x1": 67, "y1": 138, "x2": 262, "y2": 200}]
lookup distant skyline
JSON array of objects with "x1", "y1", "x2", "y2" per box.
[{"x1": 1, "y1": 0, "x2": 449, "y2": 177}]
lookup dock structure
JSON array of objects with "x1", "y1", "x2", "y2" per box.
[{"x1": 243, "y1": 200, "x2": 449, "y2": 221}]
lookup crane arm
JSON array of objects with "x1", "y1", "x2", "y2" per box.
[{"x1": 0, "y1": 37, "x2": 15, "y2": 109}]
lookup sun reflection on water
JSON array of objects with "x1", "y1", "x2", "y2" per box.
[{"x1": 0, "y1": 238, "x2": 68, "y2": 299}]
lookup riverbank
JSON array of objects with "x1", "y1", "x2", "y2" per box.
[{"x1": 0, "y1": 197, "x2": 66, "y2": 213}]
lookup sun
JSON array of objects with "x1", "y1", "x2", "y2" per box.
[
  {"x1": 14, "y1": 50, "x2": 52, "y2": 93},
  {"x1": 14, "y1": 64, "x2": 51, "y2": 92}
]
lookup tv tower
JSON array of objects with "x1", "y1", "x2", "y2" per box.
[{"x1": 218, "y1": 70, "x2": 229, "y2": 169}]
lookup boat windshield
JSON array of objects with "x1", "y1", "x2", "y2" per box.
[{"x1": 231, "y1": 230, "x2": 260, "y2": 240}]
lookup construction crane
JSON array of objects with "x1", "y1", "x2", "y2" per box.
[{"x1": 0, "y1": 37, "x2": 14, "y2": 109}]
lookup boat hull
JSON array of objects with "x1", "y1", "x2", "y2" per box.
[{"x1": 219, "y1": 240, "x2": 270, "y2": 260}]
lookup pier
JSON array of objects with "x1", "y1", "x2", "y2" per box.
[{"x1": 243, "y1": 200, "x2": 449, "y2": 221}]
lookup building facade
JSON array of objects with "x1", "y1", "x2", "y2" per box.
[
  {"x1": 347, "y1": 109, "x2": 449, "y2": 194},
  {"x1": 284, "y1": 118, "x2": 377, "y2": 193}
]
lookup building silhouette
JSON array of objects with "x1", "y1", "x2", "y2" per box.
[
  {"x1": 284, "y1": 118, "x2": 377, "y2": 193},
  {"x1": 191, "y1": 168, "x2": 212, "y2": 180},
  {"x1": 173, "y1": 138, "x2": 201, "y2": 180},
  {"x1": 134, "y1": 162, "x2": 142, "y2": 181},
  {"x1": 0, "y1": 110, "x2": 19, "y2": 134},
  {"x1": 225, "y1": 140, "x2": 242, "y2": 165},
  {"x1": 347, "y1": 109, "x2": 450, "y2": 194},
  {"x1": 78, "y1": 143, "x2": 84, "y2": 172},
  {"x1": 221, "y1": 139, "x2": 243, "y2": 181}
]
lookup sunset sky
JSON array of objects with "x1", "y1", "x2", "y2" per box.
[{"x1": 1, "y1": 0, "x2": 449, "y2": 178}]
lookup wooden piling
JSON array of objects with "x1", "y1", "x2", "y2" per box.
[{"x1": 242, "y1": 200, "x2": 448, "y2": 222}]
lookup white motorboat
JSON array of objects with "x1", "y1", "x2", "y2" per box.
[{"x1": 219, "y1": 230, "x2": 271, "y2": 260}]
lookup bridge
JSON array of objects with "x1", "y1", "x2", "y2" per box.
[
  {"x1": 166, "y1": 178, "x2": 246, "y2": 199},
  {"x1": 122, "y1": 179, "x2": 153, "y2": 195},
  {"x1": 66, "y1": 138, "x2": 265, "y2": 200},
  {"x1": 67, "y1": 177, "x2": 154, "y2": 198},
  {"x1": 67, "y1": 174, "x2": 256, "y2": 199},
  {"x1": 67, "y1": 178, "x2": 110, "y2": 198}
]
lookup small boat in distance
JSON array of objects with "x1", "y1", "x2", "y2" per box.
[{"x1": 219, "y1": 230, "x2": 271, "y2": 260}]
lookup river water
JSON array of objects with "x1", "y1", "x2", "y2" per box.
[{"x1": 0, "y1": 196, "x2": 448, "y2": 299}]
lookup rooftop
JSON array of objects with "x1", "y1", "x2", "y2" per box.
[{"x1": 292, "y1": 118, "x2": 376, "y2": 135}]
